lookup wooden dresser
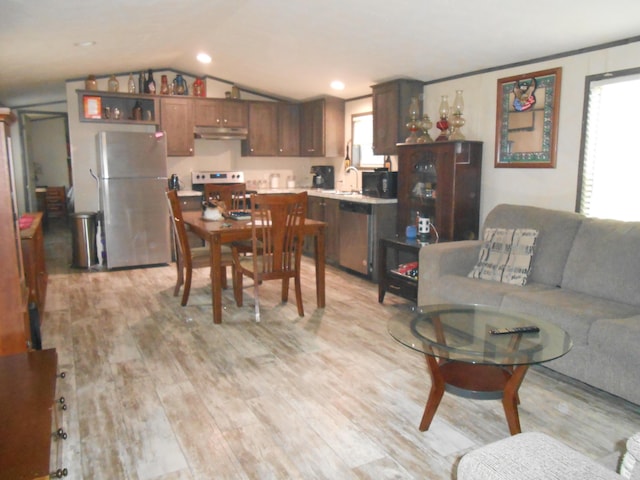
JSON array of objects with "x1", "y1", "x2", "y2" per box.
[{"x1": 0, "y1": 349, "x2": 67, "y2": 479}]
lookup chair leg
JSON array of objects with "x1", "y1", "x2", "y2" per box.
[
  {"x1": 174, "y1": 257, "x2": 184, "y2": 297},
  {"x1": 294, "y1": 273, "x2": 304, "y2": 317},
  {"x1": 181, "y1": 268, "x2": 192, "y2": 306},
  {"x1": 233, "y1": 268, "x2": 244, "y2": 307},
  {"x1": 253, "y1": 281, "x2": 261, "y2": 322},
  {"x1": 281, "y1": 278, "x2": 290, "y2": 303},
  {"x1": 221, "y1": 266, "x2": 228, "y2": 289}
]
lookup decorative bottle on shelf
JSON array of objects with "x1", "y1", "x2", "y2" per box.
[
  {"x1": 85, "y1": 74, "x2": 98, "y2": 90},
  {"x1": 160, "y1": 75, "x2": 169, "y2": 95},
  {"x1": 145, "y1": 69, "x2": 156, "y2": 94},
  {"x1": 107, "y1": 74, "x2": 119, "y2": 92},
  {"x1": 384, "y1": 156, "x2": 392, "y2": 170},
  {"x1": 132, "y1": 100, "x2": 143, "y2": 121},
  {"x1": 127, "y1": 73, "x2": 136, "y2": 94},
  {"x1": 138, "y1": 71, "x2": 145, "y2": 95}
]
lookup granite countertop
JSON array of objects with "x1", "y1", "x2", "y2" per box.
[{"x1": 256, "y1": 187, "x2": 398, "y2": 205}]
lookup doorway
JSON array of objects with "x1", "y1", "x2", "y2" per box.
[{"x1": 19, "y1": 111, "x2": 72, "y2": 215}]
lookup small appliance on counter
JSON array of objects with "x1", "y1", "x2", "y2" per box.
[
  {"x1": 310, "y1": 165, "x2": 334, "y2": 190},
  {"x1": 362, "y1": 171, "x2": 398, "y2": 198},
  {"x1": 168, "y1": 174, "x2": 180, "y2": 190}
]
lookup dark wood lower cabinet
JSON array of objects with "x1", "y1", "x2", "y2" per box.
[{"x1": 0, "y1": 348, "x2": 67, "y2": 479}]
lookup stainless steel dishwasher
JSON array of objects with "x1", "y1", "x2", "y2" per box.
[{"x1": 338, "y1": 200, "x2": 373, "y2": 276}]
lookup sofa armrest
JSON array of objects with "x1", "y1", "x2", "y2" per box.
[{"x1": 417, "y1": 240, "x2": 481, "y2": 304}]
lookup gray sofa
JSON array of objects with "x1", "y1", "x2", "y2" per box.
[{"x1": 418, "y1": 203, "x2": 640, "y2": 405}]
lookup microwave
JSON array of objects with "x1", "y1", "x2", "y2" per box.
[{"x1": 362, "y1": 171, "x2": 398, "y2": 198}]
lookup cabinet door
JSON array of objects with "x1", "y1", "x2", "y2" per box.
[
  {"x1": 244, "y1": 102, "x2": 278, "y2": 156},
  {"x1": 300, "y1": 100, "x2": 324, "y2": 156},
  {"x1": 223, "y1": 101, "x2": 248, "y2": 128},
  {"x1": 278, "y1": 103, "x2": 300, "y2": 156},
  {"x1": 194, "y1": 99, "x2": 220, "y2": 126},
  {"x1": 372, "y1": 80, "x2": 423, "y2": 155},
  {"x1": 372, "y1": 82, "x2": 399, "y2": 155},
  {"x1": 160, "y1": 98, "x2": 194, "y2": 156}
]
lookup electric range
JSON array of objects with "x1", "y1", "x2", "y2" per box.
[{"x1": 191, "y1": 171, "x2": 245, "y2": 192}]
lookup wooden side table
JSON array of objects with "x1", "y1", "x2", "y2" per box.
[{"x1": 378, "y1": 236, "x2": 423, "y2": 303}]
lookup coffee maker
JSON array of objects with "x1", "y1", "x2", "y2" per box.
[{"x1": 310, "y1": 165, "x2": 335, "y2": 190}]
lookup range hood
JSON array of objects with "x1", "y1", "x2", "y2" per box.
[{"x1": 193, "y1": 126, "x2": 248, "y2": 140}]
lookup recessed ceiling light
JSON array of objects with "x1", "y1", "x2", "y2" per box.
[
  {"x1": 330, "y1": 80, "x2": 345, "y2": 90},
  {"x1": 74, "y1": 41, "x2": 96, "y2": 47},
  {"x1": 197, "y1": 52, "x2": 212, "y2": 64}
]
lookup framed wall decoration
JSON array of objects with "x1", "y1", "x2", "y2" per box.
[{"x1": 495, "y1": 67, "x2": 562, "y2": 168}]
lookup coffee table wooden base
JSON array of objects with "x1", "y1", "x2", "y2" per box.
[{"x1": 419, "y1": 355, "x2": 529, "y2": 435}]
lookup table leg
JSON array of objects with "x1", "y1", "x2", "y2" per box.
[
  {"x1": 502, "y1": 365, "x2": 529, "y2": 435},
  {"x1": 314, "y1": 227, "x2": 326, "y2": 308},
  {"x1": 419, "y1": 354, "x2": 446, "y2": 431},
  {"x1": 210, "y1": 236, "x2": 223, "y2": 324}
]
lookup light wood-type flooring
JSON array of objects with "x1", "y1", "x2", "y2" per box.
[{"x1": 42, "y1": 219, "x2": 640, "y2": 479}]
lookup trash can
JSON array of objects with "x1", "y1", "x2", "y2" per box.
[{"x1": 71, "y1": 212, "x2": 98, "y2": 268}]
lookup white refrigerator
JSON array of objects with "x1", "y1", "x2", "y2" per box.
[{"x1": 97, "y1": 131, "x2": 171, "y2": 269}]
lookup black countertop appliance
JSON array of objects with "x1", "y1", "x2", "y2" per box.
[
  {"x1": 310, "y1": 165, "x2": 334, "y2": 189},
  {"x1": 362, "y1": 171, "x2": 397, "y2": 198}
]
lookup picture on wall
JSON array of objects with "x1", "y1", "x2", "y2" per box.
[{"x1": 495, "y1": 67, "x2": 562, "y2": 168}]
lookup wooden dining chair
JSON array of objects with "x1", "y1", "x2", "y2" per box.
[
  {"x1": 204, "y1": 183, "x2": 248, "y2": 211},
  {"x1": 166, "y1": 189, "x2": 235, "y2": 306},
  {"x1": 231, "y1": 192, "x2": 308, "y2": 322}
]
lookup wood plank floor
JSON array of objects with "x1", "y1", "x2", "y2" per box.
[{"x1": 42, "y1": 220, "x2": 640, "y2": 479}]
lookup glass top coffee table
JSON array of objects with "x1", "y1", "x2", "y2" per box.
[{"x1": 388, "y1": 304, "x2": 572, "y2": 435}]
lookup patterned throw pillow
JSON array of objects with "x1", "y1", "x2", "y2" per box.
[{"x1": 468, "y1": 228, "x2": 539, "y2": 285}]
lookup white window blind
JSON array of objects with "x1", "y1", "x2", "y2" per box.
[{"x1": 580, "y1": 74, "x2": 640, "y2": 221}]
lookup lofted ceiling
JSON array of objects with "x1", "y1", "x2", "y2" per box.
[{"x1": 1, "y1": 0, "x2": 640, "y2": 108}]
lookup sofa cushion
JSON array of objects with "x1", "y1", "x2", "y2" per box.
[
  {"x1": 483, "y1": 204, "x2": 583, "y2": 287},
  {"x1": 500, "y1": 288, "x2": 640, "y2": 346},
  {"x1": 428, "y1": 275, "x2": 554, "y2": 307},
  {"x1": 588, "y1": 315, "x2": 640, "y2": 363},
  {"x1": 469, "y1": 228, "x2": 538, "y2": 285},
  {"x1": 561, "y1": 218, "x2": 640, "y2": 307}
]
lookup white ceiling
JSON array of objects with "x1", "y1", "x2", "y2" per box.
[{"x1": 2, "y1": 0, "x2": 640, "y2": 108}]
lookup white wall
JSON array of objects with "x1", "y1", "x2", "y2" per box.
[
  {"x1": 28, "y1": 116, "x2": 68, "y2": 188},
  {"x1": 420, "y1": 41, "x2": 640, "y2": 223},
  {"x1": 52, "y1": 41, "x2": 640, "y2": 214}
]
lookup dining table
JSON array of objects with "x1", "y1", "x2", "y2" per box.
[{"x1": 182, "y1": 210, "x2": 327, "y2": 324}]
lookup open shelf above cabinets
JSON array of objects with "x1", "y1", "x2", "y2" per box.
[{"x1": 77, "y1": 90, "x2": 159, "y2": 125}]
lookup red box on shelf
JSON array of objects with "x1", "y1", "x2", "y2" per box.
[{"x1": 83, "y1": 96, "x2": 102, "y2": 119}]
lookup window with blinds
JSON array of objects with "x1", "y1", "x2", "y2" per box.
[{"x1": 578, "y1": 70, "x2": 640, "y2": 221}]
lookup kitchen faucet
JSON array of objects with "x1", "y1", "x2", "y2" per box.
[{"x1": 345, "y1": 166, "x2": 359, "y2": 192}]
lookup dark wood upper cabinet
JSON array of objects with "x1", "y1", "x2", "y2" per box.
[
  {"x1": 243, "y1": 102, "x2": 279, "y2": 156},
  {"x1": 300, "y1": 96, "x2": 345, "y2": 157},
  {"x1": 194, "y1": 99, "x2": 248, "y2": 128},
  {"x1": 372, "y1": 79, "x2": 423, "y2": 155},
  {"x1": 396, "y1": 141, "x2": 483, "y2": 241},
  {"x1": 277, "y1": 102, "x2": 300, "y2": 156},
  {"x1": 159, "y1": 97, "x2": 194, "y2": 156}
]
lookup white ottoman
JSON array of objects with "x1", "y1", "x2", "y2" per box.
[{"x1": 457, "y1": 432, "x2": 640, "y2": 480}]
